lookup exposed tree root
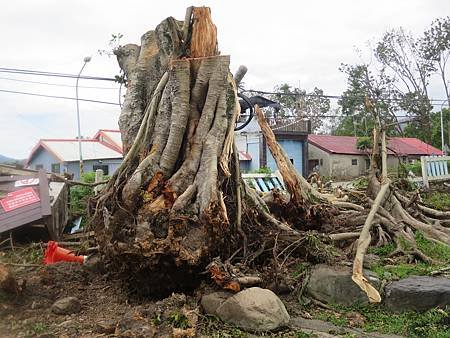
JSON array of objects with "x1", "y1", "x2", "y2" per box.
[{"x1": 89, "y1": 6, "x2": 450, "y2": 299}]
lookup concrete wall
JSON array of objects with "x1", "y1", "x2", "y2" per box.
[
  {"x1": 28, "y1": 148, "x2": 60, "y2": 173},
  {"x1": 308, "y1": 144, "x2": 332, "y2": 177},
  {"x1": 66, "y1": 158, "x2": 122, "y2": 180},
  {"x1": 309, "y1": 144, "x2": 404, "y2": 179},
  {"x1": 329, "y1": 154, "x2": 369, "y2": 179}
]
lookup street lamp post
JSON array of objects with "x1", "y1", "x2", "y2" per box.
[{"x1": 75, "y1": 56, "x2": 91, "y2": 178}]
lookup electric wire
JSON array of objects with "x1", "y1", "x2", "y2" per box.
[
  {"x1": 0, "y1": 88, "x2": 120, "y2": 106},
  {"x1": 0, "y1": 75, "x2": 119, "y2": 89}
]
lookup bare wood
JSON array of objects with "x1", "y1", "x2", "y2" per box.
[
  {"x1": 254, "y1": 105, "x2": 324, "y2": 207},
  {"x1": 233, "y1": 65, "x2": 248, "y2": 86},
  {"x1": 329, "y1": 232, "x2": 361, "y2": 241},
  {"x1": 332, "y1": 201, "x2": 364, "y2": 211},
  {"x1": 351, "y1": 129, "x2": 389, "y2": 304},
  {"x1": 190, "y1": 7, "x2": 218, "y2": 58}
]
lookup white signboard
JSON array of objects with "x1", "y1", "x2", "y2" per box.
[{"x1": 14, "y1": 178, "x2": 40, "y2": 187}]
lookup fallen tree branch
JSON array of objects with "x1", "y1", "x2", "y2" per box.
[{"x1": 352, "y1": 129, "x2": 389, "y2": 304}]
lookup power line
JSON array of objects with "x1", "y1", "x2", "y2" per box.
[
  {"x1": 0, "y1": 67, "x2": 117, "y2": 82},
  {"x1": 242, "y1": 88, "x2": 449, "y2": 103},
  {"x1": 0, "y1": 76, "x2": 119, "y2": 90},
  {"x1": 0, "y1": 88, "x2": 120, "y2": 106}
]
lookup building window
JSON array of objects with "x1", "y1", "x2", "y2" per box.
[
  {"x1": 319, "y1": 159, "x2": 323, "y2": 165},
  {"x1": 290, "y1": 159, "x2": 294, "y2": 164},
  {"x1": 51, "y1": 163, "x2": 60, "y2": 173},
  {"x1": 351, "y1": 159, "x2": 358, "y2": 166},
  {"x1": 365, "y1": 159, "x2": 370, "y2": 170},
  {"x1": 93, "y1": 165, "x2": 109, "y2": 175},
  {"x1": 35, "y1": 164, "x2": 44, "y2": 170}
]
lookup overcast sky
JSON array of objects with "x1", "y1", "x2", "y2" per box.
[{"x1": 1, "y1": 0, "x2": 449, "y2": 158}]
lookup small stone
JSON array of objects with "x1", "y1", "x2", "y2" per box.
[
  {"x1": 51, "y1": 297, "x2": 81, "y2": 315},
  {"x1": 384, "y1": 276, "x2": 450, "y2": 312},
  {"x1": 215, "y1": 287, "x2": 290, "y2": 332},
  {"x1": 96, "y1": 319, "x2": 116, "y2": 334}
]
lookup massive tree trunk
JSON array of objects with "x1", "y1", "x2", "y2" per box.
[{"x1": 92, "y1": 7, "x2": 278, "y2": 295}]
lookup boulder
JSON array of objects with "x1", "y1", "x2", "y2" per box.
[
  {"x1": 215, "y1": 287, "x2": 290, "y2": 332},
  {"x1": 384, "y1": 276, "x2": 450, "y2": 312},
  {"x1": 51, "y1": 297, "x2": 81, "y2": 315},
  {"x1": 306, "y1": 264, "x2": 381, "y2": 306},
  {"x1": 201, "y1": 291, "x2": 233, "y2": 315}
]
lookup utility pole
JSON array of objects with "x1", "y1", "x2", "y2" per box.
[{"x1": 75, "y1": 56, "x2": 91, "y2": 178}]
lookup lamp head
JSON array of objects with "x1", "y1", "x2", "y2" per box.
[{"x1": 83, "y1": 56, "x2": 92, "y2": 63}]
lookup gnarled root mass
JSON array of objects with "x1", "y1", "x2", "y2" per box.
[
  {"x1": 91, "y1": 7, "x2": 450, "y2": 299},
  {"x1": 91, "y1": 7, "x2": 313, "y2": 296}
]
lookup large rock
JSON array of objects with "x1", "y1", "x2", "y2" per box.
[
  {"x1": 51, "y1": 296, "x2": 81, "y2": 315},
  {"x1": 384, "y1": 276, "x2": 450, "y2": 312},
  {"x1": 306, "y1": 264, "x2": 381, "y2": 306},
  {"x1": 201, "y1": 291, "x2": 233, "y2": 315},
  {"x1": 214, "y1": 287, "x2": 290, "y2": 332}
]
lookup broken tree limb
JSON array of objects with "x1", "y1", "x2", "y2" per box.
[
  {"x1": 352, "y1": 130, "x2": 389, "y2": 304},
  {"x1": 254, "y1": 105, "x2": 325, "y2": 208}
]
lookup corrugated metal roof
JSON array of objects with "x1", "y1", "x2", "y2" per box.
[
  {"x1": 308, "y1": 135, "x2": 443, "y2": 156},
  {"x1": 41, "y1": 140, "x2": 122, "y2": 162}
]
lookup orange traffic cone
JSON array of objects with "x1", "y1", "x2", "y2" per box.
[{"x1": 43, "y1": 241, "x2": 86, "y2": 265}]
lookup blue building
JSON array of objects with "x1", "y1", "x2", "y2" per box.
[
  {"x1": 235, "y1": 117, "x2": 310, "y2": 176},
  {"x1": 26, "y1": 130, "x2": 123, "y2": 180}
]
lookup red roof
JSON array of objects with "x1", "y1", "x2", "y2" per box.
[{"x1": 308, "y1": 135, "x2": 443, "y2": 156}]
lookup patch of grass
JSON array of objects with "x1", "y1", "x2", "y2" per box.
[
  {"x1": 199, "y1": 315, "x2": 247, "y2": 337},
  {"x1": 415, "y1": 231, "x2": 450, "y2": 262},
  {"x1": 313, "y1": 310, "x2": 349, "y2": 327},
  {"x1": 371, "y1": 231, "x2": 450, "y2": 280},
  {"x1": 372, "y1": 263, "x2": 435, "y2": 279},
  {"x1": 367, "y1": 243, "x2": 395, "y2": 257},
  {"x1": 313, "y1": 305, "x2": 449, "y2": 337},
  {"x1": 422, "y1": 191, "x2": 450, "y2": 211},
  {"x1": 168, "y1": 312, "x2": 189, "y2": 329},
  {"x1": 291, "y1": 262, "x2": 308, "y2": 279}
]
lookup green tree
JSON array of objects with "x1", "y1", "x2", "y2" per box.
[
  {"x1": 336, "y1": 64, "x2": 400, "y2": 136},
  {"x1": 375, "y1": 28, "x2": 434, "y2": 142},
  {"x1": 420, "y1": 17, "x2": 450, "y2": 106},
  {"x1": 270, "y1": 83, "x2": 330, "y2": 133},
  {"x1": 404, "y1": 108, "x2": 449, "y2": 150}
]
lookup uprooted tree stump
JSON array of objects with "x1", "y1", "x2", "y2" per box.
[
  {"x1": 91, "y1": 6, "x2": 450, "y2": 300},
  {"x1": 91, "y1": 7, "x2": 314, "y2": 295}
]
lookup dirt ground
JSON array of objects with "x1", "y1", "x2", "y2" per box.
[{"x1": 0, "y1": 244, "x2": 414, "y2": 338}]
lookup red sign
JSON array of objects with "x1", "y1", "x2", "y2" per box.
[{"x1": 0, "y1": 187, "x2": 40, "y2": 212}]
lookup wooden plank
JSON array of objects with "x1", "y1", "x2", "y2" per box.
[
  {"x1": 257, "y1": 178, "x2": 269, "y2": 192},
  {"x1": 0, "y1": 203, "x2": 41, "y2": 220},
  {"x1": 0, "y1": 213, "x2": 42, "y2": 233},
  {"x1": 421, "y1": 156, "x2": 429, "y2": 188},
  {"x1": 38, "y1": 170, "x2": 51, "y2": 216}
]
